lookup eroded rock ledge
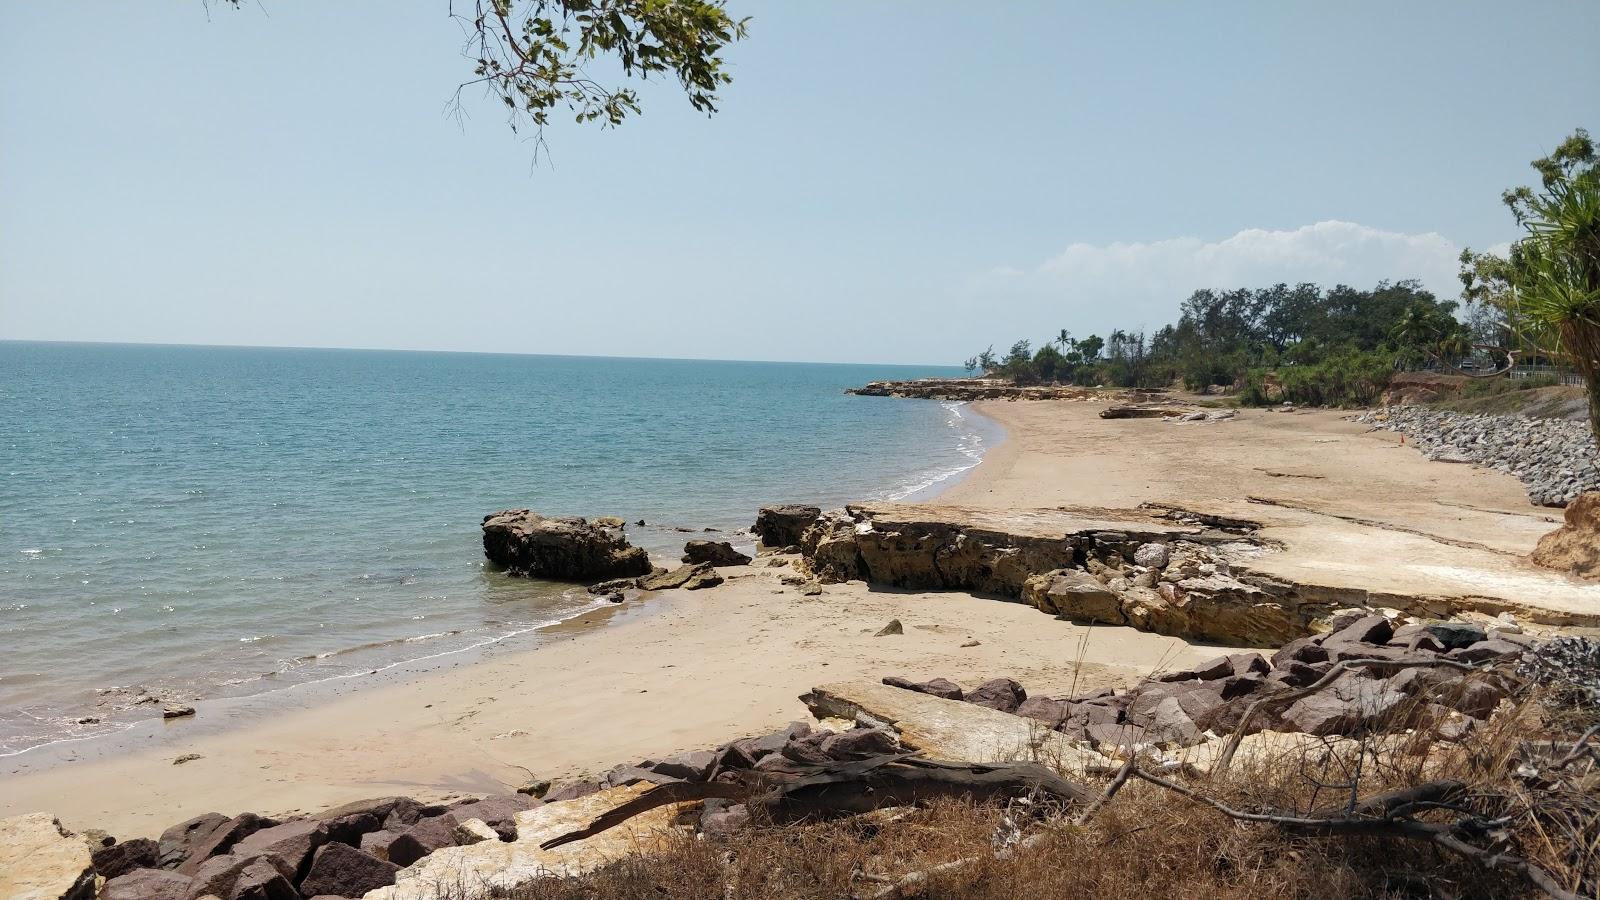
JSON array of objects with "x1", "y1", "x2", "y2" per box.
[{"x1": 775, "y1": 503, "x2": 1553, "y2": 646}]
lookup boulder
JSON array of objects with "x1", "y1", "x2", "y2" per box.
[
  {"x1": 101, "y1": 868, "x2": 193, "y2": 900},
  {"x1": 542, "y1": 782, "x2": 602, "y2": 803},
  {"x1": 1531, "y1": 491, "x2": 1600, "y2": 578},
  {"x1": 680, "y1": 540, "x2": 751, "y2": 567},
  {"x1": 184, "y1": 854, "x2": 256, "y2": 900},
  {"x1": 752, "y1": 505, "x2": 821, "y2": 549},
  {"x1": 321, "y1": 812, "x2": 380, "y2": 847},
  {"x1": 445, "y1": 796, "x2": 540, "y2": 841},
  {"x1": 1014, "y1": 696, "x2": 1073, "y2": 726},
  {"x1": 1421, "y1": 622, "x2": 1486, "y2": 650},
  {"x1": 0, "y1": 813, "x2": 96, "y2": 900},
  {"x1": 297, "y1": 841, "x2": 400, "y2": 898},
  {"x1": 818, "y1": 727, "x2": 900, "y2": 759},
  {"x1": 1322, "y1": 614, "x2": 1394, "y2": 647},
  {"x1": 638, "y1": 563, "x2": 720, "y2": 591},
  {"x1": 158, "y1": 813, "x2": 228, "y2": 869},
  {"x1": 228, "y1": 819, "x2": 327, "y2": 883},
  {"x1": 386, "y1": 817, "x2": 458, "y2": 868},
  {"x1": 1446, "y1": 639, "x2": 1527, "y2": 664},
  {"x1": 454, "y1": 818, "x2": 500, "y2": 845},
  {"x1": 1132, "y1": 542, "x2": 1169, "y2": 568},
  {"x1": 92, "y1": 837, "x2": 160, "y2": 879},
  {"x1": 481, "y1": 510, "x2": 651, "y2": 580},
  {"x1": 177, "y1": 814, "x2": 275, "y2": 874},
  {"x1": 1023, "y1": 569, "x2": 1125, "y2": 624},
  {"x1": 318, "y1": 798, "x2": 421, "y2": 830},
  {"x1": 643, "y1": 751, "x2": 717, "y2": 782},
  {"x1": 1271, "y1": 637, "x2": 1329, "y2": 667},
  {"x1": 881, "y1": 676, "x2": 964, "y2": 701},
  {"x1": 358, "y1": 830, "x2": 403, "y2": 862},
  {"x1": 874, "y1": 619, "x2": 903, "y2": 636},
  {"x1": 1154, "y1": 655, "x2": 1233, "y2": 682},
  {"x1": 730, "y1": 722, "x2": 812, "y2": 764},
  {"x1": 965, "y1": 678, "x2": 1026, "y2": 713},
  {"x1": 227, "y1": 858, "x2": 297, "y2": 900},
  {"x1": 1282, "y1": 681, "x2": 1408, "y2": 736}
]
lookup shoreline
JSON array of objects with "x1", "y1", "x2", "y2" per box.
[{"x1": 0, "y1": 397, "x2": 1001, "y2": 764}]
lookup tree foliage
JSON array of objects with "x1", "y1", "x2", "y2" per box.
[
  {"x1": 217, "y1": 0, "x2": 748, "y2": 154},
  {"x1": 970, "y1": 281, "x2": 1466, "y2": 406},
  {"x1": 1461, "y1": 128, "x2": 1600, "y2": 437}
]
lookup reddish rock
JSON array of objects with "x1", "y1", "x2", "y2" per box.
[
  {"x1": 1446, "y1": 639, "x2": 1526, "y2": 664},
  {"x1": 176, "y1": 813, "x2": 274, "y2": 875},
  {"x1": 644, "y1": 750, "x2": 717, "y2": 782},
  {"x1": 100, "y1": 868, "x2": 193, "y2": 900},
  {"x1": 92, "y1": 837, "x2": 159, "y2": 879},
  {"x1": 229, "y1": 857, "x2": 298, "y2": 900},
  {"x1": 1271, "y1": 637, "x2": 1330, "y2": 667},
  {"x1": 819, "y1": 727, "x2": 899, "y2": 759},
  {"x1": 358, "y1": 829, "x2": 403, "y2": 862},
  {"x1": 1154, "y1": 655, "x2": 1233, "y2": 682},
  {"x1": 297, "y1": 841, "x2": 400, "y2": 897},
  {"x1": 881, "y1": 676, "x2": 964, "y2": 701},
  {"x1": 229, "y1": 819, "x2": 328, "y2": 883},
  {"x1": 1015, "y1": 696, "x2": 1074, "y2": 726},
  {"x1": 444, "y1": 796, "x2": 539, "y2": 841},
  {"x1": 1269, "y1": 660, "x2": 1326, "y2": 688},
  {"x1": 386, "y1": 816, "x2": 457, "y2": 868},
  {"x1": 157, "y1": 812, "x2": 227, "y2": 869},
  {"x1": 543, "y1": 781, "x2": 602, "y2": 803},
  {"x1": 966, "y1": 678, "x2": 1026, "y2": 712},
  {"x1": 322, "y1": 812, "x2": 380, "y2": 847},
  {"x1": 1323, "y1": 615, "x2": 1394, "y2": 647}
]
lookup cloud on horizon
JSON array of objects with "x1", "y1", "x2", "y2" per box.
[{"x1": 972, "y1": 220, "x2": 1465, "y2": 340}]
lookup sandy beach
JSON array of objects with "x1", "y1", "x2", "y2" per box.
[{"x1": 0, "y1": 398, "x2": 1582, "y2": 838}]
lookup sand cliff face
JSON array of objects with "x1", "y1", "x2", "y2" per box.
[{"x1": 1532, "y1": 492, "x2": 1600, "y2": 578}]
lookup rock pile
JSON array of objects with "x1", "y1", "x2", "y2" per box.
[
  {"x1": 882, "y1": 615, "x2": 1534, "y2": 752},
  {"x1": 847, "y1": 379, "x2": 1104, "y2": 401},
  {"x1": 481, "y1": 510, "x2": 652, "y2": 580},
  {"x1": 1355, "y1": 406, "x2": 1599, "y2": 506},
  {"x1": 47, "y1": 793, "x2": 540, "y2": 900}
]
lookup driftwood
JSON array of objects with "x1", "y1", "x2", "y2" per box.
[
  {"x1": 1098, "y1": 405, "x2": 1190, "y2": 419},
  {"x1": 540, "y1": 754, "x2": 1094, "y2": 851}
]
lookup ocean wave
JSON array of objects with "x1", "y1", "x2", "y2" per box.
[{"x1": 880, "y1": 401, "x2": 990, "y2": 501}]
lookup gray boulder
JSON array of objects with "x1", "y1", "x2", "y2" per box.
[{"x1": 481, "y1": 509, "x2": 652, "y2": 580}]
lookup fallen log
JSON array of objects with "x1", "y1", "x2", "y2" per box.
[{"x1": 539, "y1": 755, "x2": 1094, "y2": 851}]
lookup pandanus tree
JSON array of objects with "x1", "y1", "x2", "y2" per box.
[{"x1": 1462, "y1": 129, "x2": 1600, "y2": 440}]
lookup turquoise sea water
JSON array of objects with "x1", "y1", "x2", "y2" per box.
[{"x1": 0, "y1": 341, "x2": 997, "y2": 755}]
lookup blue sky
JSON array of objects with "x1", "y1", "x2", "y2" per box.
[{"x1": 2, "y1": 2, "x2": 1596, "y2": 364}]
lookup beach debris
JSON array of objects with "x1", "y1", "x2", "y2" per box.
[
  {"x1": 800, "y1": 580, "x2": 823, "y2": 596},
  {"x1": 875, "y1": 619, "x2": 903, "y2": 636},
  {"x1": 481, "y1": 509, "x2": 652, "y2": 580},
  {"x1": 766, "y1": 557, "x2": 789, "y2": 567},
  {"x1": 172, "y1": 753, "x2": 203, "y2": 765},
  {"x1": 961, "y1": 639, "x2": 981, "y2": 648},
  {"x1": 680, "y1": 539, "x2": 752, "y2": 567},
  {"x1": 0, "y1": 813, "x2": 97, "y2": 900},
  {"x1": 162, "y1": 704, "x2": 195, "y2": 719}
]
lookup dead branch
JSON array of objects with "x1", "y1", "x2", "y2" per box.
[
  {"x1": 1129, "y1": 766, "x2": 1581, "y2": 900},
  {"x1": 1210, "y1": 657, "x2": 1478, "y2": 777}
]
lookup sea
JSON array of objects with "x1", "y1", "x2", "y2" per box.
[{"x1": 0, "y1": 341, "x2": 999, "y2": 756}]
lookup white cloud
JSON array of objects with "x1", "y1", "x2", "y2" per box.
[{"x1": 973, "y1": 220, "x2": 1465, "y2": 338}]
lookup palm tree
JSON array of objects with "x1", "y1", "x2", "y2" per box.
[
  {"x1": 1464, "y1": 129, "x2": 1600, "y2": 440},
  {"x1": 1055, "y1": 329, "x2": 1073, "y2": 351}
]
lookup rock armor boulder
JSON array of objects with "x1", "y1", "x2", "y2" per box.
[{"x1": 481, "y1": 510, "x2": 652, "y2": 580}]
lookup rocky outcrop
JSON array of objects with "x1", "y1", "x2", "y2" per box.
[
  {"x1": 681, "y1": 540, "x2": 751, "y2": 567},
  {"x1": 751, "y1": 505, "x2": 820, "y2": 550},
  {"x1": 1356, "y1": 406, "x2": 1598, "y2": 507},
  {"x1": 848, "y1": 378, "x2": 1138, "y2": 402},
  {"x1": 481, "y1": 510, "x2": 652, "y2": 580},
  {"x1": 637, "y1": 563, "x2": 723, "y2": 591},
  {"x1": 0, "y1": 813, "x2": 96, "y2": 900},
  {"x1": 1099, "y1": 404, "x2": 1193, "y2": 419},
  {"x1": 872, "y1": 619, "x2": 1532, "y2": 755},
  {"x1": 1532, "y1": 491, "x2": 1600, "y2": 578}
]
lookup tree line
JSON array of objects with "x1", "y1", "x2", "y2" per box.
[{"x1": 964, "y1": 280, "x2": 1474, "y2": 407}]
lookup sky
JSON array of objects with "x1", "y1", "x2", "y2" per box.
[{"x1": 2, "y1": 2, "x2": 1597, "y2": 365}]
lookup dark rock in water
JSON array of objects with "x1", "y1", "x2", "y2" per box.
[
  {"x1": 967, "y1": 678, "x2": 1026, "y2": 712},
  {"x1": 229, "y1": 818, "x2": 328, "y2": 883},
  {"x1": 298, "y1": 841, "x2": 400, "y2": 897},
  {"x1": 158, "y1": 812, "x2": 228, "y2": 869},
  {"x1": 681, "y1": 540, "x2": 752, "y2": 567},
  {"x1": 92, "y1": 837, "x2": 159, "y2": 879},
  {"x1": 386, "y1": 816, "x2": 457, "y2": 868},
  {"x1": 586, "y1": 576, "x2": 640, "y2": 594},
  {"x1": 882, "y1": 675, "x2": 964, "y2": 701},
  {"x1": 481, "y1": 509, "x2": 652, "y2": 580},
  {"x1": 101, "y1": 868, "x2": 193, "y2": 900},
  {"x1": 752, "y1": 505, "x2": 822, "y2": 550}
]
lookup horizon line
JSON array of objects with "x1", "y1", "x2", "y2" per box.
[{"x1": 0, "y1": 337, "x2": 962, "y2": 371}]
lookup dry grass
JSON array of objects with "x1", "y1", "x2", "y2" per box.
[{"x1": 486, "y1": 680, "x2": 1598, "y2": 900}]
